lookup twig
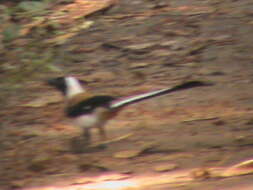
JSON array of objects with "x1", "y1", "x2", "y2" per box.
[
  {"x1": 182, "y1": 117, "x2": 219, "y2": 123},
  {"x1": 89, "y1": 133, "x2": 133, "y2": 148}
]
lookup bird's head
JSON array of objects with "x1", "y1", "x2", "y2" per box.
[{"x1": 47, "y1": 76, "x2": 87, "y2": 97}]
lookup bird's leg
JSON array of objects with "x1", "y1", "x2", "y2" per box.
[
  {"x1": 83, "y1": 128, "x2": 91, "y2": 144},
  {"x1": 70, "y1": 128, "x2": 91, "y2": 153},
  {"x1": 98, "y1": 126, "x2": 107, "y2": 142}
]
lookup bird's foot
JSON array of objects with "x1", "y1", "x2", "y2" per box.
[
  {"x1": 70, "y1": 136, "x2": 91, "y2": 153},
  {"x1": 70, "y1": 136, "x2": 106, "y2": 153}
]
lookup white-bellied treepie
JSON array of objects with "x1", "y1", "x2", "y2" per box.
[{"x1": 47, "y1": 76, "x2": 211, "y2": 144}]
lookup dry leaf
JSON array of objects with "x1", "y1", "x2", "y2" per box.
[
  {"x1": 153, "y1": 163, "x2": 178, "y2": 172},
  {"x1": 22, "y1": 94, "x2": 62, "y2": 107},
  {"x1": 222, "y1": 159, "x2": 253, "y2": 177},
  {"x1": 48, "y1": 0, "x2": 118, "y2": 24},
  {"x1": 20, "y1": 17, "x2": 46, "y2": 36},
  {"x1": 113, "y1": 150, "x2": 142, "y2": 159},
  {"x1": 46, "y1": 20, "x2": 94, "y2": 44},
  {"x1": 46, "y1": 32, "x2": 77, "y2": 45}
]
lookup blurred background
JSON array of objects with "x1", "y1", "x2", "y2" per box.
[{"x1": 1, "y1": 0, "x2": 253, "y2": 189}]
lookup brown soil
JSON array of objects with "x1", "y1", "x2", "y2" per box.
[{"x1": 1, "y1": 0, "x2": 253, "y2": 189}]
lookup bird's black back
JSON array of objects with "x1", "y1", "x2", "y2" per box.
[{"x1": 66, "y1": 95, "x2": 115, "y2": 117}]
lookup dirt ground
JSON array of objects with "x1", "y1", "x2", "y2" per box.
[{"x1": 1, "y1": 0, "x2": 253, "y2": 189}]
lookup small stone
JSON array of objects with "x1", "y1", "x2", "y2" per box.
[
  {"x1": 213, "y1": 120, "x2": 226, "y2": 126},
  {"x1": 74, "y1": 178, "x2": 93, "y2": 184},
  {"x1": 11, "y1": 180, "x2": 26, "y2": 188},
  {"x1": 78, "y1": 160, "x2": 108, "y2": 172},
  {"x1": 234, "y1": 136, "x2": 253, "y2": 146},
  {"x1": 180, "y1": 62, "x2": 198, "y2": 67},
  {"x1": 160, "y1": 40, "x2": 177, "y2": 47},
  {"x1": 197, "y1": 67, "x2": 225, "y2": 76},
  {"x1": 28, "y1": 155, "x2": 52, "y2": 172},
  {"x1": 150, "y1": 1, "x2": 168, "y2": 9},
  {"x1": 85, "y1": 71, "x2": 116, "y2": 82},
  {"x1": 246, "y1": 119, "x2": 253, "y2": 125},
  {"x1": 153, "y1": 163, "x2": 178, "y2": 172},
  {"x1": 157, "y1": 153, "x2": 194, "y2": 161},
  {"x1": 150, "y1": 49, "x2": 174, "y2": 57},
  {"x1": 129, "y1": 62, "x2": 151, "y2": 69},
  {"x1": 191, "y1": 168, "x2": 211, "y2": 180},
  {"x1": 211, "y1": 34, "x2": 232, "y2": 41},
  {"x1": 119, "y1": 168, "x2": 133, "y2": 174},
  {"x1": 22, "y1": 93, "x2": 62, "y2": 108},
  {"x1": 113, "y1": 150, "x2": 142, "y2": 159},
  {"x1": 222, "y1": 159, "x2": 253, "y2": 177},
  {"x1": 62, "y1": 154, "x2": 78, "y2": 162},
  {"x1": 179, "y1": 7, "x2": 214, "y2": 16},
  {"x1": 79, "y1": 163, "x2": 93, "y2": 171},
  {"x1": 126, "y1": 42, "x2": 156, "y2": 50},
  {"x1": 160, "y1": 40, "x2": 184, "y2": 50}
]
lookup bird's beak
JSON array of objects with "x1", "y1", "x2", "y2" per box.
[
  {"x1": 78, "y1": 79, "x2": 88, "y2": 85},
  {"x1": 45, "y1": 78, "x2": 54, "y2": 85},
  {"x1": 45, "y1": 78, "x2": 58, "y2": 87}
]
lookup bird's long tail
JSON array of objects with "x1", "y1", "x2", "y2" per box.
[{"x1": 110, "y1": 81, "x2": 211, "y2": 109}]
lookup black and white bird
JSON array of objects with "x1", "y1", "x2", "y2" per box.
[{"x1": 47, "y1": 76, "x2": 210, "y2": 144}]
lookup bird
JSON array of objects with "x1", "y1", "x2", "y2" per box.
[{"x1": 47, "y1": 76, "x2": 211, "y2": 145}]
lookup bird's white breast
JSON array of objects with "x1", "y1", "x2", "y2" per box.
[{"x1": 74, "y1": 113, "x2": 103, "y2": 129}]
